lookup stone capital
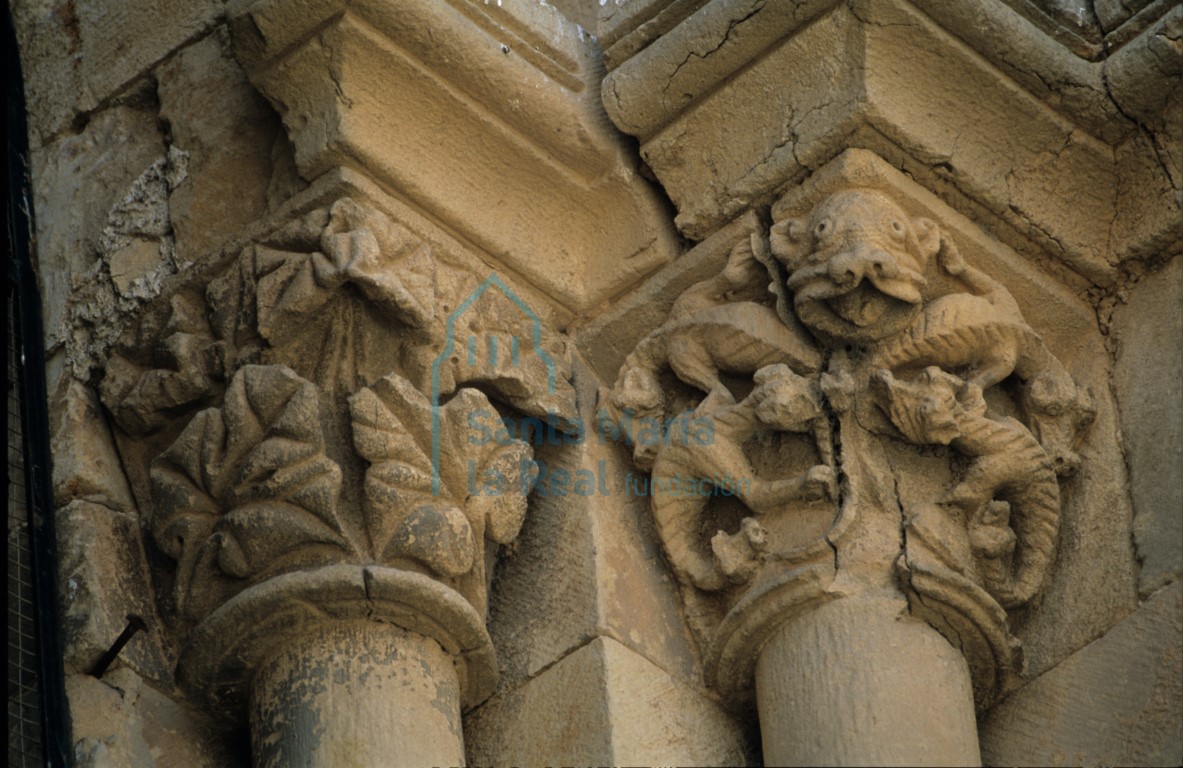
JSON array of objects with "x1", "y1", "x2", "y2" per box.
[
  {"x1": 99, "y1": 186, "x2": 582, "y2": 721},
  {"x1": 601, "y1": 149, "x2": 1097, "y2": 709}
]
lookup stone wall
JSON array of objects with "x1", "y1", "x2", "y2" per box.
[{"x1": 9, "y1": 0, "x2": 1180, "y2": 765}]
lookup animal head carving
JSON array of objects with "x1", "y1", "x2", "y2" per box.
[
  {"x1": 597, "y1": 369, "x2": 666, "y2": 469},
  {"x1": 751, "y1": 364, "x2": 824, "y2": 432},
  {"x1": 1022, "y1": 373, "x2": 1095, "y2": 476},
  {"x1": 771, "y1": 189, "x2": 939, "y2": 343},
  {"x1": 870, "y1": 366, "x2": 985, "y2": 446}
]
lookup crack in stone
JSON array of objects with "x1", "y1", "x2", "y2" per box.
[
  {"x1": 848, "y1": 3, "x2": 918, "y2": 32},
  {"x1": 820, "y1": 351, "x2": 842, "y2": 575},
  {"x1": 660, "y1": 0, "x2": 768, "y2": 107},
  {"x1": 888, "y1": 465, "x2": 915, "y2": 615},
  {"x1": 362, "y1": 567, "x2": 377, "y2": 622},
  {"x1": 31, "y1": 17, "x2": 227, "y2": 148},
  {"x1": 1101, "y1": 62, "x2": 1179, "y2": 196}
]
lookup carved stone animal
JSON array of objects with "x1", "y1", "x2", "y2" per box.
[
  {"x1": 667, "y1": 234, "x2": 773, "y2": 320},
  {"x1": 770, "y1": 188, "x2": 939, "y2": 344},
  {"x1": 871, "y1": 367, "x2": 1060, "y2": 608},
  {"x1": 870, "y1": 240, "x2": 1094, "y2": 474},
  {"x1": 611, "y1": 301, "x2": 822, "y2": 410},
  {"x1": 649, "y1": 365, "x2": 835, "y2": 592},
  {"x1": 603, "y1": 239, "x2": 821, "y2": 468}
]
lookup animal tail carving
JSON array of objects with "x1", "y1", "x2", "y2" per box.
[
  {"x1": 650, "y1": 488, "x2": 726, "y2": 591},
  {"x1": 873, "y1": 367, "x2": 1061, "y2": 609},
  {"x1": 949, "y1": 413, "x2": 1060, "y2": 609}
]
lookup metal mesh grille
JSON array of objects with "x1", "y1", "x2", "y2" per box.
[{"x1": 8, "y1": 286, "x2": 44, "y2": 766}]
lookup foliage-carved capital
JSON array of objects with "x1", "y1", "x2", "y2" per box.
[{"x1": 100, "y1": 193, "x2": 577, "y2": 715}]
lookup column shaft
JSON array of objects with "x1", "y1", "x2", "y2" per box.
[
  {"x1": 756, "y1": 598, "x2": 980, "y2": 766},
  {"x1": 250, "y1": 621, "x2": 465, "y2": 768}
]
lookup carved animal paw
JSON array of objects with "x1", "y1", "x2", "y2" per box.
[
  {"x1": 820, "y1": 369, "x2": 856, "y2": 412},
  {"x1": 720, "y1": 236, "x2": 756, "y2": 288},
  {"x1": 802, "y1": 464, "x2": 837, "y2": 501},
  {"x1": 968, "y1": 523, "x2": 1017, "y2": 560},
  {"x1": 712, "y1": 517, "x2": 768, "y2": 584},
  {"x1": 937, "y1": 238, "x2": 968, "y2": 276},
  {"x1": 769, "y1": 218, "x2": 806, "y2": 267}
]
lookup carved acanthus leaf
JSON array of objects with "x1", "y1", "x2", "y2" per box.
[
  {"x1": 255, "y1": 198, "x2": 435, "y2": 347},
  {"x1": 101, "y1": 292, "x2": 224, "y2": 434},
  {"x1": 197, "y1": 198, "x2": 439, "y2": 395},
  {"x1": 150, "y1": 364, "x2": 350, "y2": 618},
  {"x1": 349, "y1": 374, "x2": 535, "y2": 577}
]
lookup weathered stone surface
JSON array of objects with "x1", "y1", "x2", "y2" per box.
[
  {"x1": 980, "y1": 582, "x2": 1183, "y2": 767},
  {"x1": 250, "y1": 623, "x2": 463, "y2": 768},
  {"x1": 228, "y1": 0, "x2": 679, "y2": 313},
  {"x1": 603, "y1": 149, "x2": 1134, "y2": 693},
  {"x1": 1009, "y1": 0, "x2": 1103, "y2": 42},
  {"x1": 581, "y1": 389, "x2": 704, "y2": 684},
  {"x1": 572, "y1": 212, "x2": 761, "y2": 383},
  {"x1": 1095, "y1": 0, "x2": 1159, "y2": 33},
  {"x1": 1016, "y1": 356, "x2": 1140, "y2": 679},
  {"x1": 488, "y1": 356, "x2": 701, "y2": 688},
  {"x1": 466, "y1": 636, "x2": 747, "y2": 767},
  {"x1": 1106, "y1": 6, "x2": 1183, "y2": 207},
  {"x1": 909, "y1": 1, "x2": 1114, "y2": 128},
  {"x1": 11, "y1": 0, "x2": 1180, "y2": 765},
  {"x1": 485, "y1": 437, "x2": 602, "y2": 684},
  {"x1": 62, "y1": 145, "x2": 189, "y2": 383},
  {"x1": 67, "y1": 668, "x2": 243, "y2": 768},
  {"x1": 30, "y1": 102, "x2": 164, "y2": 350},
  {"x1": 600, "y1": 0, "x2": 1130, "y2": 141},
  {"x1": 602, "y1": 0, "x2": 1180, "y2": 282},
  {"x1": 774, "y1": 155, "x2": 1142, "y2": 672},
  {"x1": 607, "y1": 155, "x2": 1048, "y2": 721},
  {"x1": 598, "y1": 0, "x2": 694, "y2": 48},
  {"x1": 467, "y1": 637, "x2": 616, "y2": 765},
  {"x1": 156, "y1": 27, "x2": 282, "y2": 262},
  {"x1": 51, "y1": 379, "x2": 136, "y2": 509},
  {"x1": 34, "y1": 111, "x2": 191, "y2": 386},
  {"x1": 11, "y1": 0, "x2": 222, "y2": 144},
  {"x1": 55, "y1": 500, "x2": 172, "y2": 683},
  {"x1": 480, "y1": 604, "x2": 605, "y2": 756},
  {"x1": 602, "y1": 0, "x2": 839, "y2": 140},
  {"x1": 758, "y1": 598, "x2": 980, "y2": 766},
  {"x1": 177, "y1": 565, "x2": 499, "y2": 722},
  {"x1": 1105, "y1": 5, "x2": 1182, "y2": 129},
  {"x1": 547, "y1": 0, "x2": 601, "y2": 32},
  {"x1": 1111, "y1": 130, "x2": 1183, "y2": 266},
  {"x1": 1112, "y1": 255, "x2": 1183, "y2": 595},
  {"x1": 599, "y1": 0, "x2": 713, "y2": 71}
]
